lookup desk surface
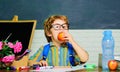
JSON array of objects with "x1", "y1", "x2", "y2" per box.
[{"x1": 0, "y1": 67, "x2": 119, "y2": 72}]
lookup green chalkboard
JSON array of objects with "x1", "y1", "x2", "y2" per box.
[{"x1": 0, "y1": 0, "x2": 120, "y2": 29}]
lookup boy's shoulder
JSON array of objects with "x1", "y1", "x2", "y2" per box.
[{"x1": 39, "y1": 43, "x2": 49, "y2": 49}]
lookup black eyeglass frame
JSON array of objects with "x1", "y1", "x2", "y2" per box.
[{"x1": 51, "y1": 23, "x2": 69, "y2": 30}]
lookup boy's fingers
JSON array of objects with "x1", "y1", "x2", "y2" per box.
[
  {"x1": 39, "y1": 61, "x2": 48, "y2": 66},
  {"x1": 45, "y1": 62, "x2": 48, "y2": 66},
  {"x1": 43, "y1": 61, "x2": 48, "y2": 66},
  {"x1": 39, "y1": 62, "x2": 43, "y2": 66}
]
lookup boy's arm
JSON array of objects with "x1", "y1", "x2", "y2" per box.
[
  {"x1": 28, "y1": 46, "x2": 44, "y2": 66},
  {"x1": 65, "y1": 32, "x2": 89, "y2": 63},
  {"x1": 70, "y1": 39, "x2": 89, "y2": 63}
]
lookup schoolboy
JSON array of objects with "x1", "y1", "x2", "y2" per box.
[{"x1": 29, "y1": 15, "x2": 89, "y2": 66}]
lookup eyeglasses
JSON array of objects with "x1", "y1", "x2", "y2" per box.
[{"x1": 52, "y1": 24, "x2": 69, "y2": 30}]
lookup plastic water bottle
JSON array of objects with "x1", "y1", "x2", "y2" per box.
[{"x1": 102, "y1": 30, "x2": 114, "y2": 70}]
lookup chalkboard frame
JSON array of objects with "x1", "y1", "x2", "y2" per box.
[{"x1": 0, "y1": 20, "x2": 37, "y2": 55}]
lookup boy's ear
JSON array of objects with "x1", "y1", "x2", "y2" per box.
[{"x1": 46, "y1": 31, "x2": 52, "y2": 37}]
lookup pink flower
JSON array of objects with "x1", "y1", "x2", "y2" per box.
[
  {"x1": 0, "y1": 41, "x2": 3, "y2": 50},
  {"x1": 13, "y1": 42, "x2": 22, "y2": 53},
  {"x1": 2, "y1": 55, "x2": 15, "y2": 63},
  {"x1": 0, "y1": 58, "x2": 2, "y2": 62},
  {"x1": 8, "y1": 42, "x2": 14, "y2": 48}
]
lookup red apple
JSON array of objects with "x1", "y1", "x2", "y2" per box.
[
  {"x1": 57, "y1": 32, "x2": 65, "y2": 41},
  {"x1": 108, "y1": 60, "x2": 118, "y2": 71}
]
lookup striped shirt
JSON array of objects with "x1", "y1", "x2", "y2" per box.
[{"x1": 29, "y1": 42, "x2": 81, "y2": 66}]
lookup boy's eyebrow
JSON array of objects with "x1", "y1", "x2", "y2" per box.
[{"x1": 52, "y1": 23, "x2": 68, "y2": 25}]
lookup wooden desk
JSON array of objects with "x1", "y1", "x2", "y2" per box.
[{"x1": 0, "y1": 67, "x2": 119, "y2": 72}]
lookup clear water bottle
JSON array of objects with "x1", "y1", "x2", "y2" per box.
[{"x1": 102, "y1": 30, "x2": 114, "y2": 70}]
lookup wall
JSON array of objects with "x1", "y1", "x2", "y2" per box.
[{"x1": 30, "y1": 29, "x2": 120, "y2": 66}]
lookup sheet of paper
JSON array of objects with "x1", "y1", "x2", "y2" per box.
[{"x1": 30, "y1": 65, "x2": 85, "y2": 72}]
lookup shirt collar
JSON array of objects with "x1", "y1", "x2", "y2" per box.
[{"x1": 49, "y1": 42, "x2": 68, "y2": 48}]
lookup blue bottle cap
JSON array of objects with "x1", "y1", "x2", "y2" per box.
[{"x1": 103, "y1": 30, "x2": 112, "y2": 36}]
